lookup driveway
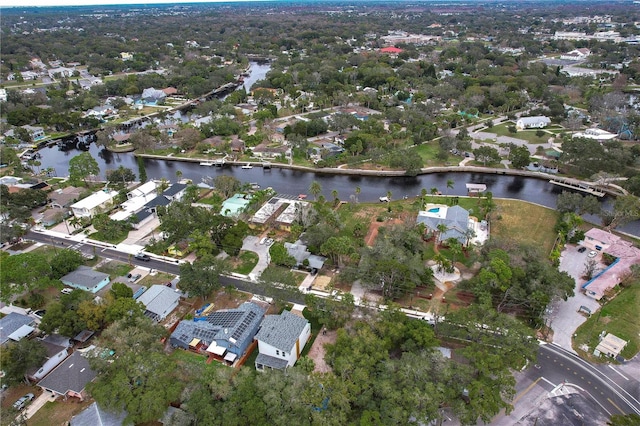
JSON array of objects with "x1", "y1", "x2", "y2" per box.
[
  {"x1": 23, "y1": 390, "x2": 57, "y2": 420},
  {"x1": 241, "y1": 236, "x2": 270, "y2": 277},
  {"x1": 547, "y1": 244, "x2": 602, "y2": 351}
]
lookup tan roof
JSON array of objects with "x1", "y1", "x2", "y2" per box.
[{"x1": 595, "y1": 333, "x2": 627, "y2": 357}]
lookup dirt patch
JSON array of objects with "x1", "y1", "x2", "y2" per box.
[
  {"x1": 308, "y1": 329, "x2": 337, "y2": 374},
  {"x1": 364, "y1": 217, "x2": 404, "y2": 247},
  {"x1": 311, "y1": 275, "x2": 332, "y2": 291}
]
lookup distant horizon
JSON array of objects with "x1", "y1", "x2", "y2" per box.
[{"x1": 0, "y1": 0, "x2": 277, "y2": 8}]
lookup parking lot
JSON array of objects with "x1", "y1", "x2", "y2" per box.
[{"x1": 547, "y1": 244, "x2": 602, "y2": 350}]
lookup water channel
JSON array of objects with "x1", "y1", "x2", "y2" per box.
[{"x1": 35, "y1": 61, "x2": 640, "y2": 236}]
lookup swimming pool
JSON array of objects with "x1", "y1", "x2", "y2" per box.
[{"x1": 427, "y1": 208, "x2": 440, "y2": 213}]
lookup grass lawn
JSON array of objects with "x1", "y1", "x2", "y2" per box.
[
  {"x1": 573, "y1": 281, "x2": 640, "y2": 361},
  {"x1": 139, "y1": 272, "x2": 175, "y2": 287},
  {"x1": 414, "y1": 142, "x2": 461, "y2": 166},
  {"x1": 300, "y1": 308, "x2": 323, "y2": 357},
  {"x1": 27, "y1": 399, "x2": 93, "y2": 426},
  {"x1": 88, "y1": 230, "x2": 128, "y2": 245},
  {"x1": 491, "y1": 199, "x2": 560, "y2": 254},
  {"x1": 170, "y1": 349, "x2": 223, "y2": 377},
  {"x1": 233, "y1": 251, "x2": 259, "y2": 275},
  {"x1": 96, "y1": 260, "x2": 133, "y2": 277},
  {"x1": 490, "y1": 122, "x2": 550, "y2": 144}
]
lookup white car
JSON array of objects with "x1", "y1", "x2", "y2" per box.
[{"x1": 588, "y1": 251, "x2": 598, "y2": 258}]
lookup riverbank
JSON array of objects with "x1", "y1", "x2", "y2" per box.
[{"x1": 135, "y1": 152, "x2": 625, "y2": 197}]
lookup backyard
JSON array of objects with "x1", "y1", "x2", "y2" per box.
[{"x1": 573, "y1": 281, "x2": 640, "y2": 361}]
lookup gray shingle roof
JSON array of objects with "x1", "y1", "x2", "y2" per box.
[
  {"x1": 61, "y1": 266, "x2": 109, "y2": 289},
  {"x1": 137, "y1": 285, "x2": 180, "y2": 321},
  {"x1": 70, "y1": 402, "x2": 126, "y2": 426},
  {"x1": 255, "y1": 310, "x2": 309, "y2": 352},
  {"x1": 163, "y1": 183, "x2": 187, "y2": 198},
  {"x1": 417, "y1": 205, "x2": 470, "y2": 244},
  {"x1": 256, "y1": 353, "x2": 289, "y2": 370},
  {"x1": 0, "y1": 313, "x2": 35, "y2": 345},
  {"x1": 38, "y1": 351, "x2": 97, "y2": 396}
]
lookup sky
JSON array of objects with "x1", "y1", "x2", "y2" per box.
[{"x1": 0, "y1": 0, "x2": 263, "y2": 8}]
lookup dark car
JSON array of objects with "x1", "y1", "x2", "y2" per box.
[
  {"x1": 134, "y1": 253, "x2": 151, "y2": 261},
  {"x1": 577, "y1": 247, "x2": 587, "y2": 253}
]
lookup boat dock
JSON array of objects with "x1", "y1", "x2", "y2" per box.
[{"x1": 549, "y1": 177, "x2": 605, "y2": 197}]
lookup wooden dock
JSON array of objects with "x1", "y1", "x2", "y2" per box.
[{"x1": 549, "y1": 177, "x2": 605, "y2": 197}]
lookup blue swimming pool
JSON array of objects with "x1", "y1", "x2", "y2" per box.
[{"x1": 428, "y1": 208, "x2": 440, "y2": 213}]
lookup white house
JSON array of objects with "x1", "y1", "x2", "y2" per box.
[
  {"x1": 254, "y1": 310, "x2": 311, "y2": 371},
  {"x1": 127, "y1": 180, "x2": 158, "y2": 200},
  {"x1": 137, "y1": 285, "x2": 180, "y2": 322},
  {"x1": 560, "y1": 48, "x2": 591, "y2": 61},
  {"x1": 515, "y1": 116, "x2": 551, "y2": 130},
  {"x1": 28, "y1": 341, "x2": 69, "y2": 382},
  {"x1": 70, "y1": 190, "x2": 117, "y2": 218}
]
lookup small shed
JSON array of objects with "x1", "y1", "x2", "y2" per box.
[{"x1": 595, "y1": 333, "x2": 627, "y2": 358}]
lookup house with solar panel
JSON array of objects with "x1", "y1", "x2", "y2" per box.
[
  {"x1": 254, "y1": 310, "x2": 311, "y2": 371},
  {"x1": 170, "y1": 302, "x2": 265, "y2": 365}
]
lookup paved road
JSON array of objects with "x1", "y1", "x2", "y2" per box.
[{"x1": 538, "y1": 344, "x2": 640, "y2": 416}]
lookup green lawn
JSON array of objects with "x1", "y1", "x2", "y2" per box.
[
  {"x1": 573, "y1": 282, "x2": 640, "y2": 361},
  {"x1": 96, "y1": 260, "x2": 133, "y2": 277},
  {"x1": 490, "y1": 199, "x2": 560, "y2": 255},
  {"x1": 414, "y1": 142, "x2": 460, "y2": 166},
  {"x1": 490, "y1": 122, "x2": 551, "y2": 144},
  {"x1": 234, "y1": 251, "x2": 259, "y2": 275},
  {"x1": 88, "y1": 230, "x2": 128, "y2": 244},
  {"x1": 170, "y1": 348, "x2": 224, "y2": 376}
]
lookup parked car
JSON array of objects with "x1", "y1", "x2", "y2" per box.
[
  {"x1": 588, "y1": 250, "x2": 598, "y2": 258},
  {"x1": 61, "y1": 288, "x2": 73, "y2": 295},
  {"x1": 13, "y1": 393, "x2": 34, "y2": 411},
  {"x1": 265, "y1": 238, "x2": 274, "y2": 246},
  {"x1": 577, "y1": 246, "x2": 587, "y2": 253},
  {"x1": 128, "y1": 274, "x2": 142, "y2": 283},
  {"x1": 134, "y1": 253, "x2": 151, "y2": 261},
  {"x1": 33, "y1": 310, "x2": 46, "y2": 319}
]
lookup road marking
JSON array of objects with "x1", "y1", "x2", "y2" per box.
[
  {"x1": 608, "y1": 365, "x2": 629, "y2": 381},
  {"x1": 101, "y1": 248, "x2": 107, "y2": 252},
  {"x1": 540, "y1": 377, "x2": 556, "y2": 387},
  {"x1": 513, "y1": 377, "x2": 542, "y2": 404},
  {"x1": 608, "y1": 398, "x2": 626, "y2": 414}
]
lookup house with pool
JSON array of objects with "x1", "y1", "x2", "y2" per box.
[{"x1": 417, "y1": 204, "x2": 488, "y2": 246}]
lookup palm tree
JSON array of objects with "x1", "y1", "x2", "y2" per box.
[
  {"x1": 386, "y1": 190, "x2": 392, "y2": 201},
  {"x1": 309, "y1": 181, "x2": 322, "y2": 201},
  {"x1": 430, "y1": 187, "x2": 439, "y2": 201},
  {"x1": 421, "y1": 188, "x2": 427, "y2": 204},
  {"x1": 446, "y1": 238, "x2": 463, "y2": 264},
  {"x1": 331, "y1": 189, "x2": 339, "y2": 206},
  {"x1": 355, "y1": 186, "x2": 361, "y2": 203},
  {"x1": 436, "y1": 223, "x2": 449, "y2": 244},
  {"x1": 175, "y1": 170, "x2": 183, "y2": 181},
  {"x1": 446, "y1": 179, "x2": 454, "y2": 197}
]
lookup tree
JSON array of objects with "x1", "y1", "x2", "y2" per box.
[
  {"x1": 213, "y1": 175, "x2": 241, "y2": 199},
  {"x1": 556, "y1": 191, "x2": 601, "y2": 215},
  {"x1": 0, "y1": 252, "x2": 53, "y2": 302},
  {"x1": 508, "y1": 145, "x2": 531, "y2": 169},
  {"x1": 601, "y1": 195, "x2": 640, "y2": 231},
  {"x1": 305, "y1": 292, "x2": 355, "y2": 330},
  {"x1": 269, "y1": 242, "x2": 296, "y2": 268},
  {"x1": 309, "y1": 180, "x2": 322, "y2": 201},
  {"x1": 179, "y1": 255, "x2": 227, "y2": 298},
  {"x1": 88, "y1": 317, "x2": 183, "y2": 425},
  {"x1": 175, "y1": 127, "x2": 203, "y2": 151},
  {"x1": 106, "y1": 166, "x2": 136, "y2": 187},
  {"x1": 0, "y1": 339, "x2": 47, "y2": 384},
  {"x1": 137, "y1": 156, "x2": 147, "y2": 183},
  {"x1": 473, "y1": 146, "x2": 501, "y2": 166},
  {"x1": 68, "y1": 152, "x2": 100, "y2": 186},
  {"x1": 110, "y1": 282, "x2": 134, "y2": 299},
  {"x1": 50, "y1": 249, "x2": 84, "y2": 279},
  {"x1": 446, "y1": 179, "x2": 454, "y2": 196}
]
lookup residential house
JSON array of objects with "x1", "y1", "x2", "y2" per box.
[
  {"x1": 284, "y1": 242, "x2": 326, "y2": 271},
  {"x1": 36, "y1": 207, "x2": 67, "y2": 227},
  {"x1": 120, "y1": 52, "x2": 133, "y2": 61},
  {"x1": 515, "y1": 116, "x2": 551, "y2": 130},
  {"x1": 0, "y1": 313, "x2": 36, "y2": 346},
  {"x1": 137, "y1": 285, "x2": 180, "y2": 322},
  {"x1": 70, "y1": 190, "x2": 117, "y2": 218},
  {"x1": 251, "y1": 144, "x2": 290, "y2": 159},
  {"x1": 22, "y1": 125, "x2": 45, "y2": 141},
  {"x1": 38, "y1": 351, "x2": 97, "y2": 401},
  {"x1": 417, "y1": 205, "x2": 472, "y2": 246},
  {"x1": 0, "y1": 88, "x2": 7, "y2": 102},
  {"x1": 127, "y1": 181, "x2": 158, "y2": 200},
  {"x1": 70, "y1": 401, "x2": 127, "y2": 426},
  {"x1": 61, "y1": 266, "x2": 110, "y2": 294},
  {"x1": 379, "y1": 46, "x2": 403, "y2": 56},
  {"x1": 140, "y1": 87, "x2": 166, "y2": 104},
  {"x1": 254, "y1": 310, "x2": 311, "y2": 371},
  {"x1": 28, "y1": 340, "x2": 69, "y2": 382},
  {"x1": 581, "y1": 228, "x2": 640, "y2": 300},
  {"x1": 170, "y1": 302, "x2": 265, "y2": 364},
  {"x1": 560, "y1": 48, "x2": 591, "y2": 61},
  {"x1": 163, "y1": 183, "x2": 188, "y2": 202},
  {"x1": 250, "y1": 195, "x2": 310, "y2": 231},
  {"x1": 220, "y1": 193, "x2": 252, "y2": 218},
  {"x1": 162, "y1": 87, "x2": 178, "y2": 96},
  {"x1": 49, "y1": 186, "x2": 84, "y2": 209}
]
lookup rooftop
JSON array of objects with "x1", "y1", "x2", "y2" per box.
[
  {"x1": 0, "y1": 313, "x2": 36, "y2": 345},
  {"x1": 61, "y1": 266, "x2": 109, "y2": 289},
  {"x1": 255, "y1": 310, "x2": 309, "y2": 352},
  {"x1": 38, "y1": 351, "x2": 97, "y2": 396}
]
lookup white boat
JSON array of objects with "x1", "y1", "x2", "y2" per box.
[
  {"x1": 241, "y1": 163, "x2": 253, "y2": 169},
  {"x1": 200, "y1": 161, "x2": 214, "y2": 166},
  {"x1": 250, "y1": 182, "x2": 260, "y2": 190}
]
